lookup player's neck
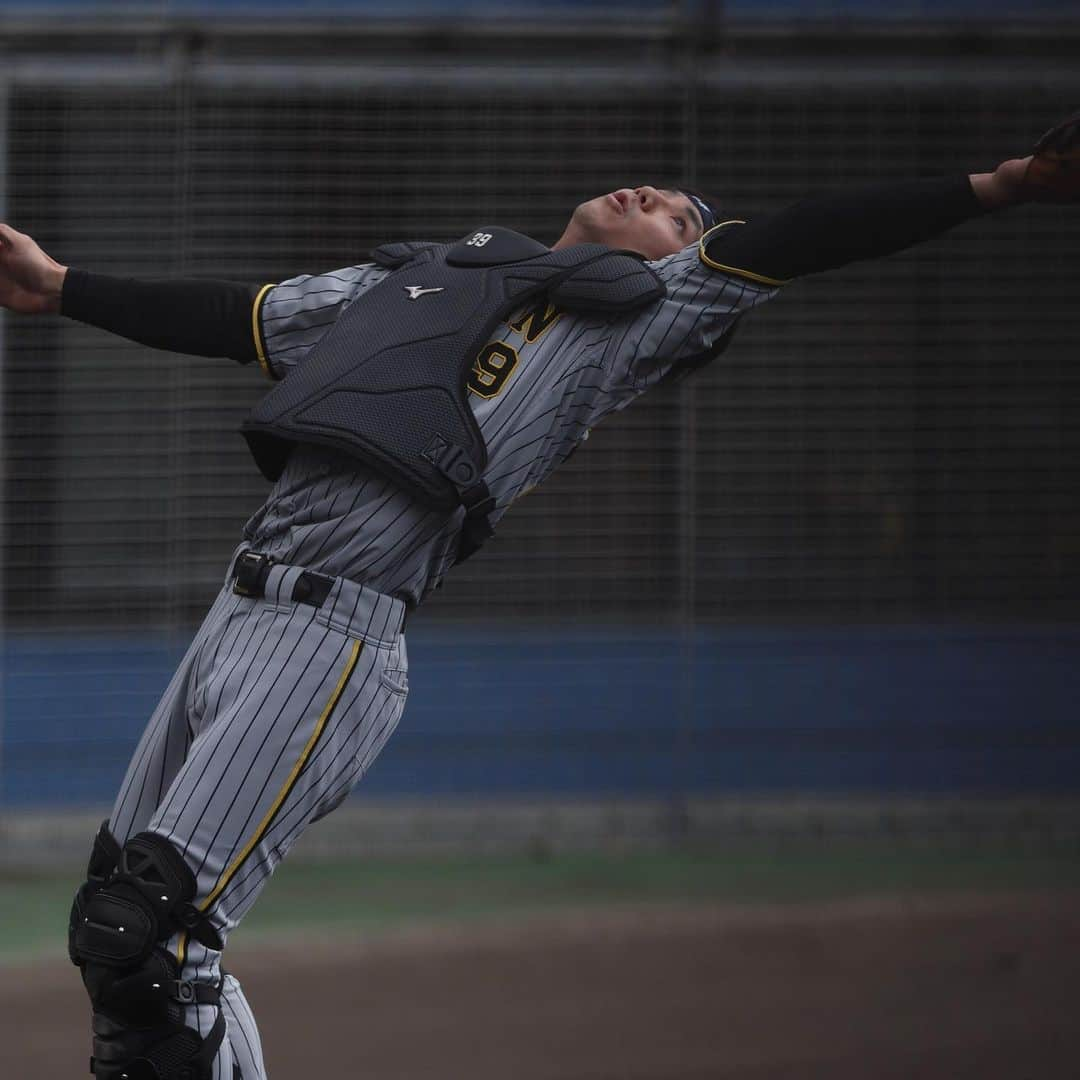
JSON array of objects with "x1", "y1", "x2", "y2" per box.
[{"x1": 551, "y1": 222, "x2": 587, "y2": 250}]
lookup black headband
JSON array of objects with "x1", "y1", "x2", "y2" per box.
[{"x1": 681, "y1": 189, "x2": 719, "y2": 233}]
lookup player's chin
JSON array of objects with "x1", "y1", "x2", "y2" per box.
[
  {"x1": 586, "y1": 222, "x2": 649, "y2": 257},
  {"x1": 579, "y1": 212, "x2": 673, "y2": 259},
  {"x1": 613, "y1": 222, "x2": 687, "y2": 259},
  {"x1": 619, "y1": 232, "x2": 681, "y2": 260},
  {"x1": 580, "y1": 200, "x2": 622, "y2": 240}
]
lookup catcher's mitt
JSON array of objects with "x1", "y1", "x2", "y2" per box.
[{"x1": 1023, "y1": 112, "x2": 1080, "y2": 202}]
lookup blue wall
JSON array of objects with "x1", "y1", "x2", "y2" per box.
[{"x1": 3, "y1": 624, "x2": 1077, "y2": 808}]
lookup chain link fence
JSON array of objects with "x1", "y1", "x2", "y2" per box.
[
  {"x1": 3, "y1": 15, "x2": 1078, "y2": 627},
  {"x1": 1, "y1": 13, "x2": 1078, "y2": 820}
]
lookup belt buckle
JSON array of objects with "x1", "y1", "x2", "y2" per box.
[{"x1": 232, "y1": 551, "x2": 271, "y2": 598}]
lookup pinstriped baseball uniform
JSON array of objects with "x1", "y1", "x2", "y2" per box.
[
  {"x1": 242, "y1": 236, "x2": 780, "y2": 605},
  {"x1": 105, "y1": 234, "x2": 781, "y2": 1080},
  {"x1": 110, "y1": 563, "x2": 410, "y2": 1080}
]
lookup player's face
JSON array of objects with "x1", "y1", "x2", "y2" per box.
[{"x1": 560, "y1": 186, "x2": 705, "y2": 259}]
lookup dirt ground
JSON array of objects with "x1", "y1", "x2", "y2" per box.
[{"x1": 6, "y1": 891, "x2": 1079, "y2": 1080}]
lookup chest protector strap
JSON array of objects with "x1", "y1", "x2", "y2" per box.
[{"x1": 242, "y1": 227, "x2": 664, "y2": 563}]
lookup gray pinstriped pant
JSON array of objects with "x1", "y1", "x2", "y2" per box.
[{"x1": 105, "y1": 545, "x2": 410, "y2": 1080}]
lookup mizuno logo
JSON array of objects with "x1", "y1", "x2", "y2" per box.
[{"x1": 405, "y1": 286, "x2": 444, "y2": 300}]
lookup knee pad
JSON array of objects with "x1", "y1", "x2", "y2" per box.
[
  {"x1": 69, "y1": 825, "x2": 225, "y2": 1080},
  {"x1": 68, "y1": 820, "x2": 122, "y2": 966}
]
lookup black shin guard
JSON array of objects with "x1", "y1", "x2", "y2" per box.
[
  {"x1": 84, "y1": 951, "x2": 226, "y2": 1080},
  {"x1": 69, "y1": 827, "x2": 225, "y2": 1080}
]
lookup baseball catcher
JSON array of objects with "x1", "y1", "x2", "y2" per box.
[{"x1": 0, "y1": 112, "x2": 1077, "y2": 1080}]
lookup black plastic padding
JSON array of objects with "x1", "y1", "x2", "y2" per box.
[
  {"x1": 72, "y1": 829, "x2": 227, "y2": 1080},
  {"x1": 120, "y1": 832, "x2": 197, "y2": 920},
  {"x1": 74, "y1": 830, "x2": 223, "y2": 965},
  {"x1": 445, "y1": 226, "x2": 549, "y2": 267},
  {"x1": 88, "y1": 821, "x2": 123, "y2": 881},
  {"x1": 550, "y1": 254, "x2": 665, "y2": 314},
  {"x1": 87, "y1": 949, "x2": 181, "y2": 1028},
  {"x1": 288, "y1": 385, "x2": 472, "y2": 509},
  {"x1": 75, "y1": 886, "x2": 158, "y2": 966},
  {"x1": 86, "y1": 958, "x2": 225, "y2": 1078},
  {"x1": 373, "y1": 240, "x2": 438, "y2": 268},
  {"x1": 68, "y1": 883, "x2": 93, "y2": 966},
  {"x1": 91, "y1": 1023, "x2": 203, "y2": 1080},
  {"x1": 118, "y1": 833, "x2": 223, "y2": 951},
  {"x1": 70, "y1": 822, "x2": 125, "y2": 965},
  {"x1": 242, "y1": 429, "x2": 293, "y2": 481},
  {"x1": 242, "y1": 225, "x2": 665, "y2": 569},
  {"x1": 123, "y1": 833, "x2": 220, "y2": 946}
]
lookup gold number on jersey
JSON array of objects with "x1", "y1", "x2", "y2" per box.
[{"x1": 468, "y1": 341, "x2": 519, "y2": 399}]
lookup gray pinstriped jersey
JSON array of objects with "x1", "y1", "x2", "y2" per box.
[{"x1": 242, "y1": 243, "x2": 780, "y2": 606}]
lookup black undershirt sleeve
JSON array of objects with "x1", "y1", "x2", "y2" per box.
[
  {"x1": 60, "y1": 270, "x2": 262, "y2": 365},
  {"x1": 58, "y1": 174, "x2": 985, "y2": 360},
  {"x1": 703, "y1": 174, "x2": 987, "y2": 282}
]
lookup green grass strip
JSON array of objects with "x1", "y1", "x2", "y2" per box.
[{"x1": 5, "y1": 845, "x2": 1078, "y2": 966}]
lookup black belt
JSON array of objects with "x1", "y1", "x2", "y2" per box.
[{"x1": 231, "y1": 551, "x2": 334, "y2": 608}]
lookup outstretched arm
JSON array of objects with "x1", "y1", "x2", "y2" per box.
[
  {"x1": 702, "y1": 114, "x2": 1080, "y2": 285},
  {"x1": 0, "y1": 223, "x2": 260, "y2": 364}
]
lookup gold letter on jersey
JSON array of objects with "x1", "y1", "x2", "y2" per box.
[{"x1": 507, "y1": 299, "x2": 560, "y2": 344}]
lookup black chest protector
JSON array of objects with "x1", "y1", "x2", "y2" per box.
[{"x1": 242, "y1": 227, "x2": 665, "y2": 562}]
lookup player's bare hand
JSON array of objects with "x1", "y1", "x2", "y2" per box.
[
  {"x1": 0, "y1": 223, "x2": 68, "y2": 315},
  {"x1": 970, "y1": 113, "x2": 1080, "y2": 209},
  {"x1": 1019, "y1": 112, "x2": 1080, "y2": 204}
]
